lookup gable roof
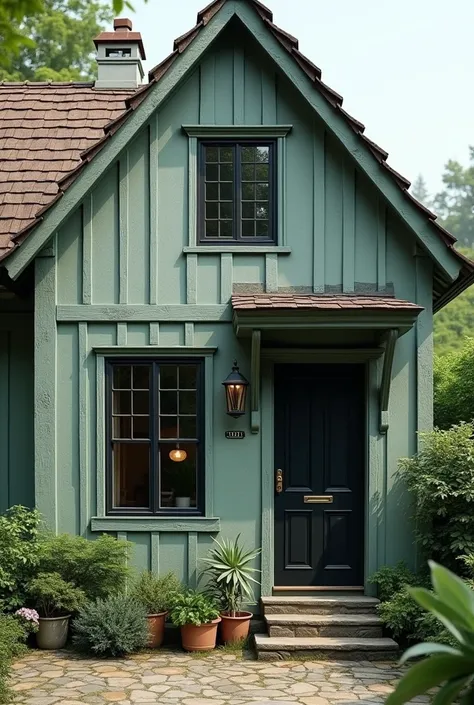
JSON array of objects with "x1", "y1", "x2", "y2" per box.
[{"x1": 0, "y1": 0, "x2": 472, "y2": 310}]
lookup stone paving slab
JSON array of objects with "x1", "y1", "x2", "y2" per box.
[{"x1": 9, "y1": 649, "x2": 427, "y2": 705}]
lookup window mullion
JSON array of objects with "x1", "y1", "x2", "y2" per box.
[{"x1": 152, "y1": 361, "x2": 159, "y2": 514}]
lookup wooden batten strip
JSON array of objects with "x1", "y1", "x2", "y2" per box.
[
  {"x1": 151, "y1": 532, "x2": 160, "y2": 573},
  {"x1": 149, "y1": 322, "x2": 160, "y2": 345},
  {"x1": 117, "y1": 322, "x2": 127, "y2": 346},
  {"x1": 186, "y1": 254, "x2": 198, "y2": 304},
  {"x1": 265, "y1": 253, "x2": 278, "y2": 293},
  {"x1": 119, "y1": 155, "x2": 129, "y2": 304},
  {"x1": 377, "y1": 197, "x2": 386, "y2": 290},
  {"x1": 82, "y1": 196, "x2": 93, "y2": 304},
  {"x1": 313, "y1": 126, "x2": 325, "y2": 293},
  {"x1": 342, "y1": 161, "x2": 355, "y2": 293},
  {"x1": 149, "y1": 117, "x2": 159, "y2": 304},
  {"x1": 185, "y1": 322, "x2": 195, "y2": 346}
]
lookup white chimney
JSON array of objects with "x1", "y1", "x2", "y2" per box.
[{"x1": 94, "y1": 18, "x2": 145, "y2": 89}]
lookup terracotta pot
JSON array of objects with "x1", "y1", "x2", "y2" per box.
[
  {"x1": 220, "y1": 611, "x2": 252, "y2": 643},
  {"x1": 146, "y1": 611, "x2": 167, "y2": 648},
  {"x1": 36, "y1": 615, "x2": 70, "y2": 650},
  {"x1": 180, "y1": 617, "x2": 221, "y2": 652}
]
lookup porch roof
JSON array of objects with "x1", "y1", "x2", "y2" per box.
[{"x1": 232, "y1": 293, "x2": 422, "y2": 311}]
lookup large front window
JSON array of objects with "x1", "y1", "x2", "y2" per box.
[
  {"x1": 106, "y1": 359, "x2": 204, "y2": 515},
  {"x1": 199, "y1": 141, "x2": 276, "y2": 243}
]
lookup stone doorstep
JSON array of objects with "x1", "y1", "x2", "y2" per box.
[
  {"x1": 265, "y1": 613, "x2": 383, "y2": 639},
  {"x1": 255, "y1": 634, "x2": 399, "y2": 662},
  {"x1": 261, "y1": 596, "x2": 380, "y2": 616}
]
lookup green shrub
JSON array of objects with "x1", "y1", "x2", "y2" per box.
[
  {"x1": 169, "y1": 590, "x2": 220, "y2": 627},
  {"x1": 28, "y1": 572, "x2": 86, "y2": 617},
  {"x1": 130, "y1": 571, "x2": 182, "y2": 614},
  {"x1": 0, "y1": 614, "x2": 27, "y2": 704},
  {"x1": 434, "y1": 338, "x2": 474, "y2": 428},
  {"x1": 72, "y1": 594, "x2": 148, "y2": 657},
  {"x1": 0, "y1": 506, "x2": 41, "y2": 611},
  {"x1": 399, "y1": 423, "x2": 474, "y2": 573},
  {"x1": 38, "y1": 533, "x2": 131, "y2": 601},
  {"x1": 369, "y1": 561, "x2": 419, "y2": 603}
]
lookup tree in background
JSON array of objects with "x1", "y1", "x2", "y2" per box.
[
  {"x1": 0, "y1": 0, "x2": 113, "y2": 82},
  {"x1": 411, "y1": 174, "x2": 431, "y2": 209},
  {"x1": 434, "y1": 245, "x2": 474, "y2": 356},
  {"x1": 433, "y1": 147, "x2": 474, "y2": 248}
]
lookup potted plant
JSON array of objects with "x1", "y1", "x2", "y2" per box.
[
  {"x1": 130, "y1": 571, "x2": 182, "y2": 647},
  {"x1": 169, "y1": 589, "x2": 220, "y2": 651},
  {"x1": 27, "y1": 572, "x2": 86, "y2": 649},
  {"x1": 202, "y1": 534, "x2": 261, "y2": 643},
  {"x1": 173, "y1": 462, "x2": 195, "y2": 508}
]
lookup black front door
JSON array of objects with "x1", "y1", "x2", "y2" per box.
[{"x1": 274, "y1": 364, "x2": 365, "y2": 588}]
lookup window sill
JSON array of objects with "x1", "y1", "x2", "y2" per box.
[
  {"x1": 90, "y1": 516, "x2": 220, "y2": 533},
  {"x1": 183, "y1": 246, "x2": 291, "y2": 255}
]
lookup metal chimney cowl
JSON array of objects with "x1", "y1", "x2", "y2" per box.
[{"x1": 94, "y1": 18, "x2": 146, "y2": 89}]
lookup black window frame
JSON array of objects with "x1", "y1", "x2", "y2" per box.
[
  {"x1": 105, "y1": 357, "x2": 205, "y2": 517},
  {"x1": 198, "y1": 139, "x2": 277, "y2": 245}
]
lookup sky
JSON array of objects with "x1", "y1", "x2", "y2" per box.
[{"x1": 126, "y1": 0, "x2": 474, "y2": 196}]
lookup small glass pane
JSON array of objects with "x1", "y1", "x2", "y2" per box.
[
  {"x1": 206, "y1": 183, "x2": 218, "y2": 200},
  {"x1": 241, "y1": 146, "x2": 255, "y2": 162},
  {"x1": 256, "y1": 146, "x2": 269, "y2": 162},
  {"x1": 113, "y1": 390, "x2": 131, "y2": 415},
  {"x1": 242, "y1": 182, "x2": 255, "y2": 200},
  {"x1": 219, "y1": 164, "x2": 233, "y2": 181},
  {"x1": 220, "y1": 202, "x2": 232, "y2": 219},
  {"x1": 256, "y1": 183, "x2": 269, "y2": 200},
  {"x1": 219, "y1": 221, "x2": 233, "y2": 238},
  {"x1": 160, "y1": 366, "x2": 178, "y2": 389},
  {"x1": 256, "y1": 203, "x2": 269, "y2": 219},
  {"x1": 132, "y1": 416, "x2": 149, "y2": 439},
  {"x1": 206, "y1": 202, "x2": 218, "y2": 219},
  {"x1": 160, "y1": 444, "x2": 197, "y2": 509},
  {"x1": 256, "y1": 220, "x2": 269, "y2": 237},
  {"x1": 179, "y1": 416, "x2": 197, "y2": 439},
  {"x1": 112, "y1": 442, "x2": 150, "y2": 508},
  {"x1": 256, "y1": 163, "x2": 269, "y2": 180},
  {"x1": 179, "y1": 366, "x2": 197, "y2": 389},
  {"x1": 160, "y1": 416, "x2": 178, "y2": 439},
  {"x1": 133, "y1": 366, "x2": 150, "y2": 390},
  {"x1": 113, "y1": 416, "x2": 131, "y2": 439},
  {"x1": 242, "y1": 202, "x2": 255, "y2": 218},
  {"x1": 133, "y1": 391, "x2": 149, "y2": 414},
  {"x1": 219, "y1": 146, "x2": 233, "y2": 162},
  {"x1": 205, "y1": 146, "x2": 218, "y2": 162},
  {"x1": 242, "y1": 220, "x2": 255, "y2": 237},
  {"x1": 219, "y1": 182, "x2": 233, "y2": 201},
  {"x1": 206, "y1": 164, "x2": 218, "y2": 181},
  {"x1": 113, "y1": 365, "x2": 131, "y2": 389},
  {"x1": 242, "y1": 164, "x2": 254, "y2": 181},
  {"x1": 179, "y1": 391, "x2": 196, "y2": 414},
  {"x1": 160, "y1": 390, "x2": 178, "y2": 415},
  {"x1": 205, "y1": 220, "x2": 218, "y2": 238}
]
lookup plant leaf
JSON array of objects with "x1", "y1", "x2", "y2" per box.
[
  {"x1": 429, "y1": 561, "x2": 474, "y2": 630},
  {"x1": 386, "y1": 655, "x2": 474, "y2": 705},
  {"x1": 432, "y1": 676, "x2": 471, "y2": 705},
  {"x1": 400, "y1": 642, "x2": 464, "y2": 664},
  {"x1": 409, "y1": 588, "x2": 469, "y2": 643}
]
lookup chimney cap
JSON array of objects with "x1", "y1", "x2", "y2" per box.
[{"x1": 114, "y1": 17, "x2": 133, "y2": 31}]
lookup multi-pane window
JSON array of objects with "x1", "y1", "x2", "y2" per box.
[
  {"x1": 199, "y1": 141, "x2": 275, "y2": 243},
  {"x1": 107, "y1": 359, "x2": 203, "y2": 515}
]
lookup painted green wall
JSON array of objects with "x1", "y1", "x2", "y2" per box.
[
  {"x1": 0, "y1": 298, "x2": 34, "y2": 512},
  {"x1": 32, "y1": 24, "x2": 433, "y2": 590}
]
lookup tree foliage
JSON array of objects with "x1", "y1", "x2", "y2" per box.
[
  {"x1": 434, "y1": 339, "x2": 474, "y2": 428},
  {"x1": 434, "y1": 148, "x2": 474, "y2": 247},
  {"x1": 411, "y1": 174, "x2": 431, "y2": 209}
]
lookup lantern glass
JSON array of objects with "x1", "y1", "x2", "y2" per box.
[
  {"x1": 222, "y1": 361, "x2": 249, "y2": 417},
  {"x1": 169, "y1": 448, "x2": 187, "y2": 462}
]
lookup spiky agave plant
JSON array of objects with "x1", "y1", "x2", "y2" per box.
[
  {"x1": 201, "y1": 535, "x2": 261, "y2": 617},
  {"x1": 387, "y1": 561, "x2": 474, "y2": 705}
]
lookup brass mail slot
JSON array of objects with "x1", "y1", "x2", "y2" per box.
[{"x1": 304, "y1": 495, "x2": 333, "y2": 504}]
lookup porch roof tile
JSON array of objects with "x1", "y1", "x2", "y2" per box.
[{"x1": 231, "y1": 294, "x2": 423, "y2": 312}]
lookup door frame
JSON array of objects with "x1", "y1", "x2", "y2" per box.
[{"x1": 259, "y1": 351, "x2": 384, "y2": 596}]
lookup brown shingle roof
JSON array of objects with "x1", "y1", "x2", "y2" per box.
[
  {"x1": 232, "y1": 294, "x2": 423, "y2": 312},
  {"x1": 0, "y1": 0, "x2": 472, "y2": 310}
]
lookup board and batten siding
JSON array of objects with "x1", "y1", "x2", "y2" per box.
[{"x1": 33, "y1": 26, "x2": 433, "y2": 588}]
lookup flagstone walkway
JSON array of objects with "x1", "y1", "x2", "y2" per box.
[{"x1": 10, "y1": 649, "x2": 425, "y2": 705}]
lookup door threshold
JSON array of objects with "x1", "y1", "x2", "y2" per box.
[{"x1": 273, "y1": 585, "x2": 365, "y2": 593}]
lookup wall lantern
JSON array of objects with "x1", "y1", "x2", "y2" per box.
[
  {"x1": 169, "y1": 445, "x2": 187, "y2": 463},
  {"x1": 222, "y1": 360, "x2": 249, "y2": 418}
]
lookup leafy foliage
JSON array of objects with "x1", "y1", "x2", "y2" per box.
[
  {"x1": 201, "y1": 535, "x2": 261, "y2": 616},
  {"x1": 37, "y1": 533, "x2": 131, "y2": 601},
  {"x1": 434, "y1": 338, "x2": 474, "y2": 428},
  {"x1": 0, "y1": 506, "x2": 42, "y2": 611},
  {"x1": 72, "y1": 594, "x2": 148, "y2": 656},
  {"x1": 169, "y1": 590, "x2": 220, "y2": 627},
  {"x1": 28, "y1": 572, "x2": 86, "y2": 617},
  {"x1": 387, "y1": 562, "x2": 474, "y2": 705},
  {"x1": 433, "y1": 148, "x2": 474, "y2": 246},
  {"x1": 0, "y1": 614, "x2": 27, "y2": 704},
  {"x1": 130, "y1": 571, "x2": 182, "y2": 615},
  {"x1": 369, "y1": 562, "x2": 419, "y2": 603},
  {"x1": 411, "y1": 174, "x2": 432, "y2": 209},
  {"x1": 399, "y1": 423, "x2": 474, "y2": 572}
]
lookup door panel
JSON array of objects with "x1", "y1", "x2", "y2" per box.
[{"x1": 274, "y1": 364, "x2": 365, "y2": 587}]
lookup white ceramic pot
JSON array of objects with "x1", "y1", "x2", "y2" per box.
[{"x1": 175, "y1": 497, "x2": 191, "y2": 508}]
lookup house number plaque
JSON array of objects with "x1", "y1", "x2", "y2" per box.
[{"x1": 225, "y1": 431, "x2": 245, "y2": 439}]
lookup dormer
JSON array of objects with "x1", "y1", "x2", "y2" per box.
[{"x1": 94, "y1": 18, "x2": 146, "y2": 89}]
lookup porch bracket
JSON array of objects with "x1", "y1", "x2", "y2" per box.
[
  {"x1": 379, "y1": 328, "x2": 398, "y2": 434},
  {"x1": 251, "y1": 329, "x2": 261, "y2": 434}
]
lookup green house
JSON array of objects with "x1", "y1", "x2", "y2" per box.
[{"x1": 0, "y1": 0, "x2": 472, "y2": 611}]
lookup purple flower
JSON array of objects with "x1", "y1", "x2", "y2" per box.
[{"x1": 15, "y1": 607, "x2": 40, "y2": 625}]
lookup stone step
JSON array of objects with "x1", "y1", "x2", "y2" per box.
[
  {"x1": 261, "y1": 595, "x2": 380, "y2": 615},
  {"x1": 265, "y1": 613, "x2": 383, "y2": 638},
  {"x1": 254, "y1": 634, "x2": 399, "y2": 661}
]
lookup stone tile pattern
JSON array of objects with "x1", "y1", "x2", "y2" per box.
[{"x1": 10, "y1": 648, "x2": 430, "y2": 705}]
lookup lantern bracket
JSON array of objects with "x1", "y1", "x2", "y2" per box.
[{"x1": 251, "y1": 330, "x2": 261, "y2": 434}]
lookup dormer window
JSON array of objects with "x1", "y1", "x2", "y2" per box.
[{"x1": 198, "y1": 141, "x2": 276, "y2": 244}]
